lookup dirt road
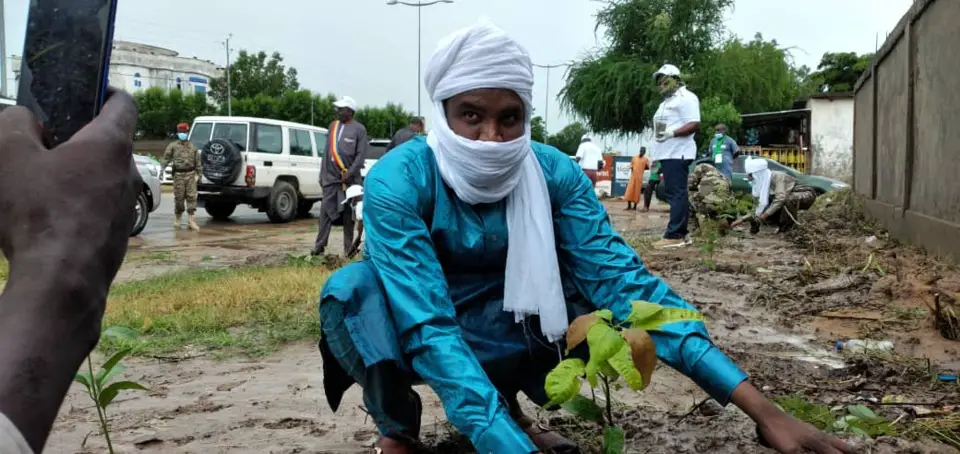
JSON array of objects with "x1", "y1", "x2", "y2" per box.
[{"x1": 45, "y1": 200, "x2": 960, "y2": 453}]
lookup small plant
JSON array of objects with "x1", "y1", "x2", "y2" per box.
[
  {"x1": 775, "y1": 396, "x2": 896, "y2": 438},
  {"x1": 544, "y1": 301, "x2": 705, "y2": 453},
  {"x1": 695, "y1": 217, "x2": 722, "y2": 269},
  {"x1": 74, "y1": 326, "x2": 150, "y2": 454}
]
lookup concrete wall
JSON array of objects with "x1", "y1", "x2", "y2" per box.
[
  {"x1": 853, "y1": 0, "x2": 960, "y2": 261},
  {"x1": 809, "y1": 97, "x2": 854, "y2": 180}
]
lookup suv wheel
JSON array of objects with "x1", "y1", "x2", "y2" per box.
[
  {"x1": 266, "y1": 181, "x2": 298, "y2": 223},
  {"x1": 205, "y1": 201, "x2": 237, "y2": 221},
  {"x1": 130, "y1": 191, "x2": 149, "y2": 237}
]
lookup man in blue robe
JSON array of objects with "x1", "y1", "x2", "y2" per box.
[{"x1": 317, "y1": 20, "x2": 852, "y2": 454}]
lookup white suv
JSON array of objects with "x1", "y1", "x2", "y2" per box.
[{"x1": 188, "y1": 116, "x2": 328, "y2": 223}]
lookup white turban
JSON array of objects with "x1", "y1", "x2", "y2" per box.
[
  {"x1": 423, "y1": 19, "x2": 567, "y2": 343},
  {"x1": 745, "y1": 158, "x2": 772, "y2": 216}
]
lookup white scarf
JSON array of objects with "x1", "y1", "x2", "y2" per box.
[
  {"x1": 745, "y1": 158, "x2": 772, "y2": 216},
  {"x1": 424, "y1": 19, "x2": 568, "y2": 342}
]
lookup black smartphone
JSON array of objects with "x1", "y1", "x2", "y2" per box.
[{"x1": 17, "y1": 0, "x2": 119, "y2": 147}]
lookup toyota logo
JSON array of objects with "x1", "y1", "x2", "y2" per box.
[{"x1": 209, "y1": 143, "x2": 225, "y2": 155}]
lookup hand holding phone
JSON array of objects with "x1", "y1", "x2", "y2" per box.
[{"x1": 17, "y1": 0, "x2": 119, "y2": 147}]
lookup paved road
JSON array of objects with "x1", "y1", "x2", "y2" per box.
[{"x1": 136, "y1": 194, "x2": 325, "y2": 246}]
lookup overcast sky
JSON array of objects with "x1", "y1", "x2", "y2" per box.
[{"x1": 3, "y1": 0, "x2": 911, "y2": 150}]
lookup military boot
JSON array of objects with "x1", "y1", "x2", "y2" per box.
[
  {"x1": 174, "y1": 213, "x2": 182, "y2": 230},
  {"x1": 187, "y1": 214, "x2": 200, "y2": 232}
]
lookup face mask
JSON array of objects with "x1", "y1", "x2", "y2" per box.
[
  {"x1": 715, "y1": 133, "x2": 723, "y2": 139},
  {"x1": 177, "y1": 133, "x2": 188, "y2": 141}
]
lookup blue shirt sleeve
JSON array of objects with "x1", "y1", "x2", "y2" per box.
[
  {"x1": 549, "y1": 154, "x2": 748, "y2": 404},
  {"x1": 363, "y1": 162, "x2": 536, "y2": 453}
]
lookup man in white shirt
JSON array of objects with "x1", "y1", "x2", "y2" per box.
[
  {"x1": 649, "y1": 64, "x2": 701, "y2": 249},
  {"x1": 574, "y1": 135, "x2": 604, "y2": 186}
]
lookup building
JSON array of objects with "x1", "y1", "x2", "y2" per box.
[
  {"x1": 738, "y1": 92, "x2": 855, "y2": 180},
  {"x1": 107, "y1": 41, "x2": 223, "y2": 95},
  {"x1": 6, "y1": 40, "x2": 222, "y2": 98}
]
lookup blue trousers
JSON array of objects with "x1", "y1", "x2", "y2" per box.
[
  {"x1": 660, "y1": 159, "x2": 693, "y2": 239},
  {"x1": 318, "y1": 261, "x2": 592, "y2": 440}
]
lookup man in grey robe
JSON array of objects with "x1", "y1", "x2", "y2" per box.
[
  {"x1": 312, "y1": 96, "x2": 369, "y2": 256},
  {"x1": 385, "y1": 117, "x2": 424, "y2": 153}
]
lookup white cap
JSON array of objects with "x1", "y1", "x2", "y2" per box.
[
  {"x1": 653, "y1": 64, "x2": 681, "y2": 79},
  {"x1": 333, "y1": 96, "x2": 358, "y2": 111},
  {"x1": 342, "y1": 185, "x2": 363, "y2": 204},
  {"x1": 581, "y1": 134, "x2": 592, "y2": 142}
]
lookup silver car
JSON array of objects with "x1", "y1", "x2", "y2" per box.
[{"x1": 133, "y1": 155, "x2": 162, "y2": 237}]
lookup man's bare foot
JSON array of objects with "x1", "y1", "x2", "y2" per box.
[{"x1": 375, "y1": 436, "x2": 414, "y2": 454}]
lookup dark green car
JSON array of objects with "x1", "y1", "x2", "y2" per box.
[{"x1": 654, "y1": 155, "x2": 850, "y2": 202}]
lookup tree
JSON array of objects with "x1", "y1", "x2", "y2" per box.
[
  {"x1": 697, "y1": 96, "x2": 741, "y2": 153},
  {"x1": 560, "y1": 0, "x2": 734, "y2": 135},
  {"x1": 547, "y1": 122, "x2": 589, "y2": 155},
  {"x1": 807, "y1": 52, "x2": 874, "y2": 93},
  {"x1": 355, "y1": 103, "x2": 417, "y2": 139},
  {"x1": 690, "y1": 34, "x2": 802, "y2": 115},
  {"x1": 209, "y1": 50, "x2": 300, "y2": 103},
  {"x1": 133, "y1": 87, "x2": 215, "y2": 139},
  {"x1": 531, "y1": 116, "x2": 547, "y2": 143}
]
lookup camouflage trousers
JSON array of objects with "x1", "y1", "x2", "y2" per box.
[
  {"x1": 751, "y1": 189, "x2": 818, "y2": 233},
  {"x1": 689, "y1": 193, "x2": 735, "y2": 231},
  {"x1": 173, "y1": 172, "x2": 199, "y2": 215}
]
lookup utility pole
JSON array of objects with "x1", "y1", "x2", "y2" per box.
[
  {"x1": 386, "y1": 0, "x2": 454, "y2": 117},
  {"x1": 0, "y1": 1, "x2": 7, "y2": 98},
  {"x1": 533, "y1": 63, "x2": 568, "y2": 134},
  {"x1": 223, "y1": 34, "x2": 233, "y2": 116}
]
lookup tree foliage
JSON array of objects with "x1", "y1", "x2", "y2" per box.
[
  {"x1": 561, "y1": 0, "x2": 733, "y2": 135},
  {"x1": 547, "y1": 121, "x2": 589, "y2": 155},
  {"x1": 691, "y1": 33, "x2": 802, "y2": 116},
  {"x1": 133, "y1": 88, "x2": 215, "y2": 139},
  {"x1": 807, "y1": 52, "x2": 874, "y2": 93},
  {"x1": 531, "y1": 116, "x2": 547, "y2": 143},
  {"x1": 561, "y1": 0, "x2": 867, "y2": 138},
  {"x1": 209, "y1": 50, "x2": 300, "y2": 103},
  {"x1": 696, "y1": 96, "x2": 741, "y2": 153}
]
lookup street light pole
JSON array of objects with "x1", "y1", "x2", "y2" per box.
[
  {"x1": 533, "y1": 63, "x2": 568, "y2": 134},
  {"x1": 386, "y1": 0, "x2": 454, "y2": 118}
]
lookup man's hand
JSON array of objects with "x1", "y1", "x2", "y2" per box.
[
  {"x1": 731, "y1": 382, "x2": 853, "y2": 454},
  {"x1": 0, "y1": 89, "x2": 140, "y2": 452},
  {"x1": 655, "y1": 130, "x2": 675, "y2": 143}
]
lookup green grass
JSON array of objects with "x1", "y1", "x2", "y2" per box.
[
  {"x1": 102, "y1": 264, "x2": 332, "y2": 357},
  {"x1": 0, "y1": 256, "x2": 7, "y2": 288}
]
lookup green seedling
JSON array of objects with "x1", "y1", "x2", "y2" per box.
[
  {"x1": 775, "y1": 396, "x2": 896, "y2": 439},
  {"x1": 74, "y1": 326, "x2": 150, "y2": 453},
  {"x1": 544, "y1": 301, "x2": 705, "y2": 453}
]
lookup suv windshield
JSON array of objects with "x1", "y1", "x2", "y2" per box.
[{"x1": 189, "y1": 122, "x2": 213, "y2": 150}]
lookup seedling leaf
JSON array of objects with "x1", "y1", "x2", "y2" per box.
[
  {"x1": 607, "y1": 343, "x2": 644, "y2": 390},
  {"x1": 594, "y1": 309, "x2": 614, "y2": 322},
  {"x1": 96, "y1": 349, "x2": 132, "y2": 385},
  {"x1": 621, "y1": 328, "x2": 658, "y2": 390},
  {"x1": 75, "y1": 372, "x2": 93, "y2": 389},
  {"x1": 98, "y1": 381, "x2": 149, "y2": 408},
  {"x1": 628, "y1": 301, "x2": 663, "y2": 324},
  {"x1": 847, "y1": 404, "x2": 876, "y2": 421},
  {"x1": 544, "y1": 359, "x2": 585, "y2": 407},
  {"x1": 566, "y1": 314, "x2": 600, "y2": 352},
  {"x1": 585, "y1": 324, "x2": 624, "y2": 387},
  {"x1": 603, "y1": 426, "x2": 626, "y2": 454},
  {"x1": 561, "y1": 394, "x2": 604, "y2": 424}
]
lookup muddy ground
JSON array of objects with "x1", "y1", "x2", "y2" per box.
[{"x1": 44, "y1": 198, "x2": 960, "y2": 453}]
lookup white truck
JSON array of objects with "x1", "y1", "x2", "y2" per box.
[{"x1": 188, "y1": 116, "x2": 329, "y2": 223}]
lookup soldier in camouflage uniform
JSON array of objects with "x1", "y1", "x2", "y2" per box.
[
  {"x1": 161, "y1": 123, "x2": 202, "y2": 231},
  {"x1": 687, "y1": 162, "x2": 735, "y2": 234}
]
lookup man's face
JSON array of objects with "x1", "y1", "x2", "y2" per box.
[
  {"x1": 657, "y1": 76, "x2": 678, "y2": 95},
  {"x1": 411, "y1": 123, "x2": 423, "y2": 133},
  {"x1": 444, "y1": 88, "x2": 525, "y2": 142},
  {"x1": 337, "y1": 107, "x2": 353, "y2": 121},
  {"x1": 715, "y1": 126, "x2": 726, "y2": 136}
]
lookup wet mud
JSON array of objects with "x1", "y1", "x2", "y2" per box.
[{"x1": 45, "y1": 200, "x2": 959, "y2": 453}]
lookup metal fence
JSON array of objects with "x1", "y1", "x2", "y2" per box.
[{"x1": 853, "y1": 0, "x2": 960, "y2": 261}]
